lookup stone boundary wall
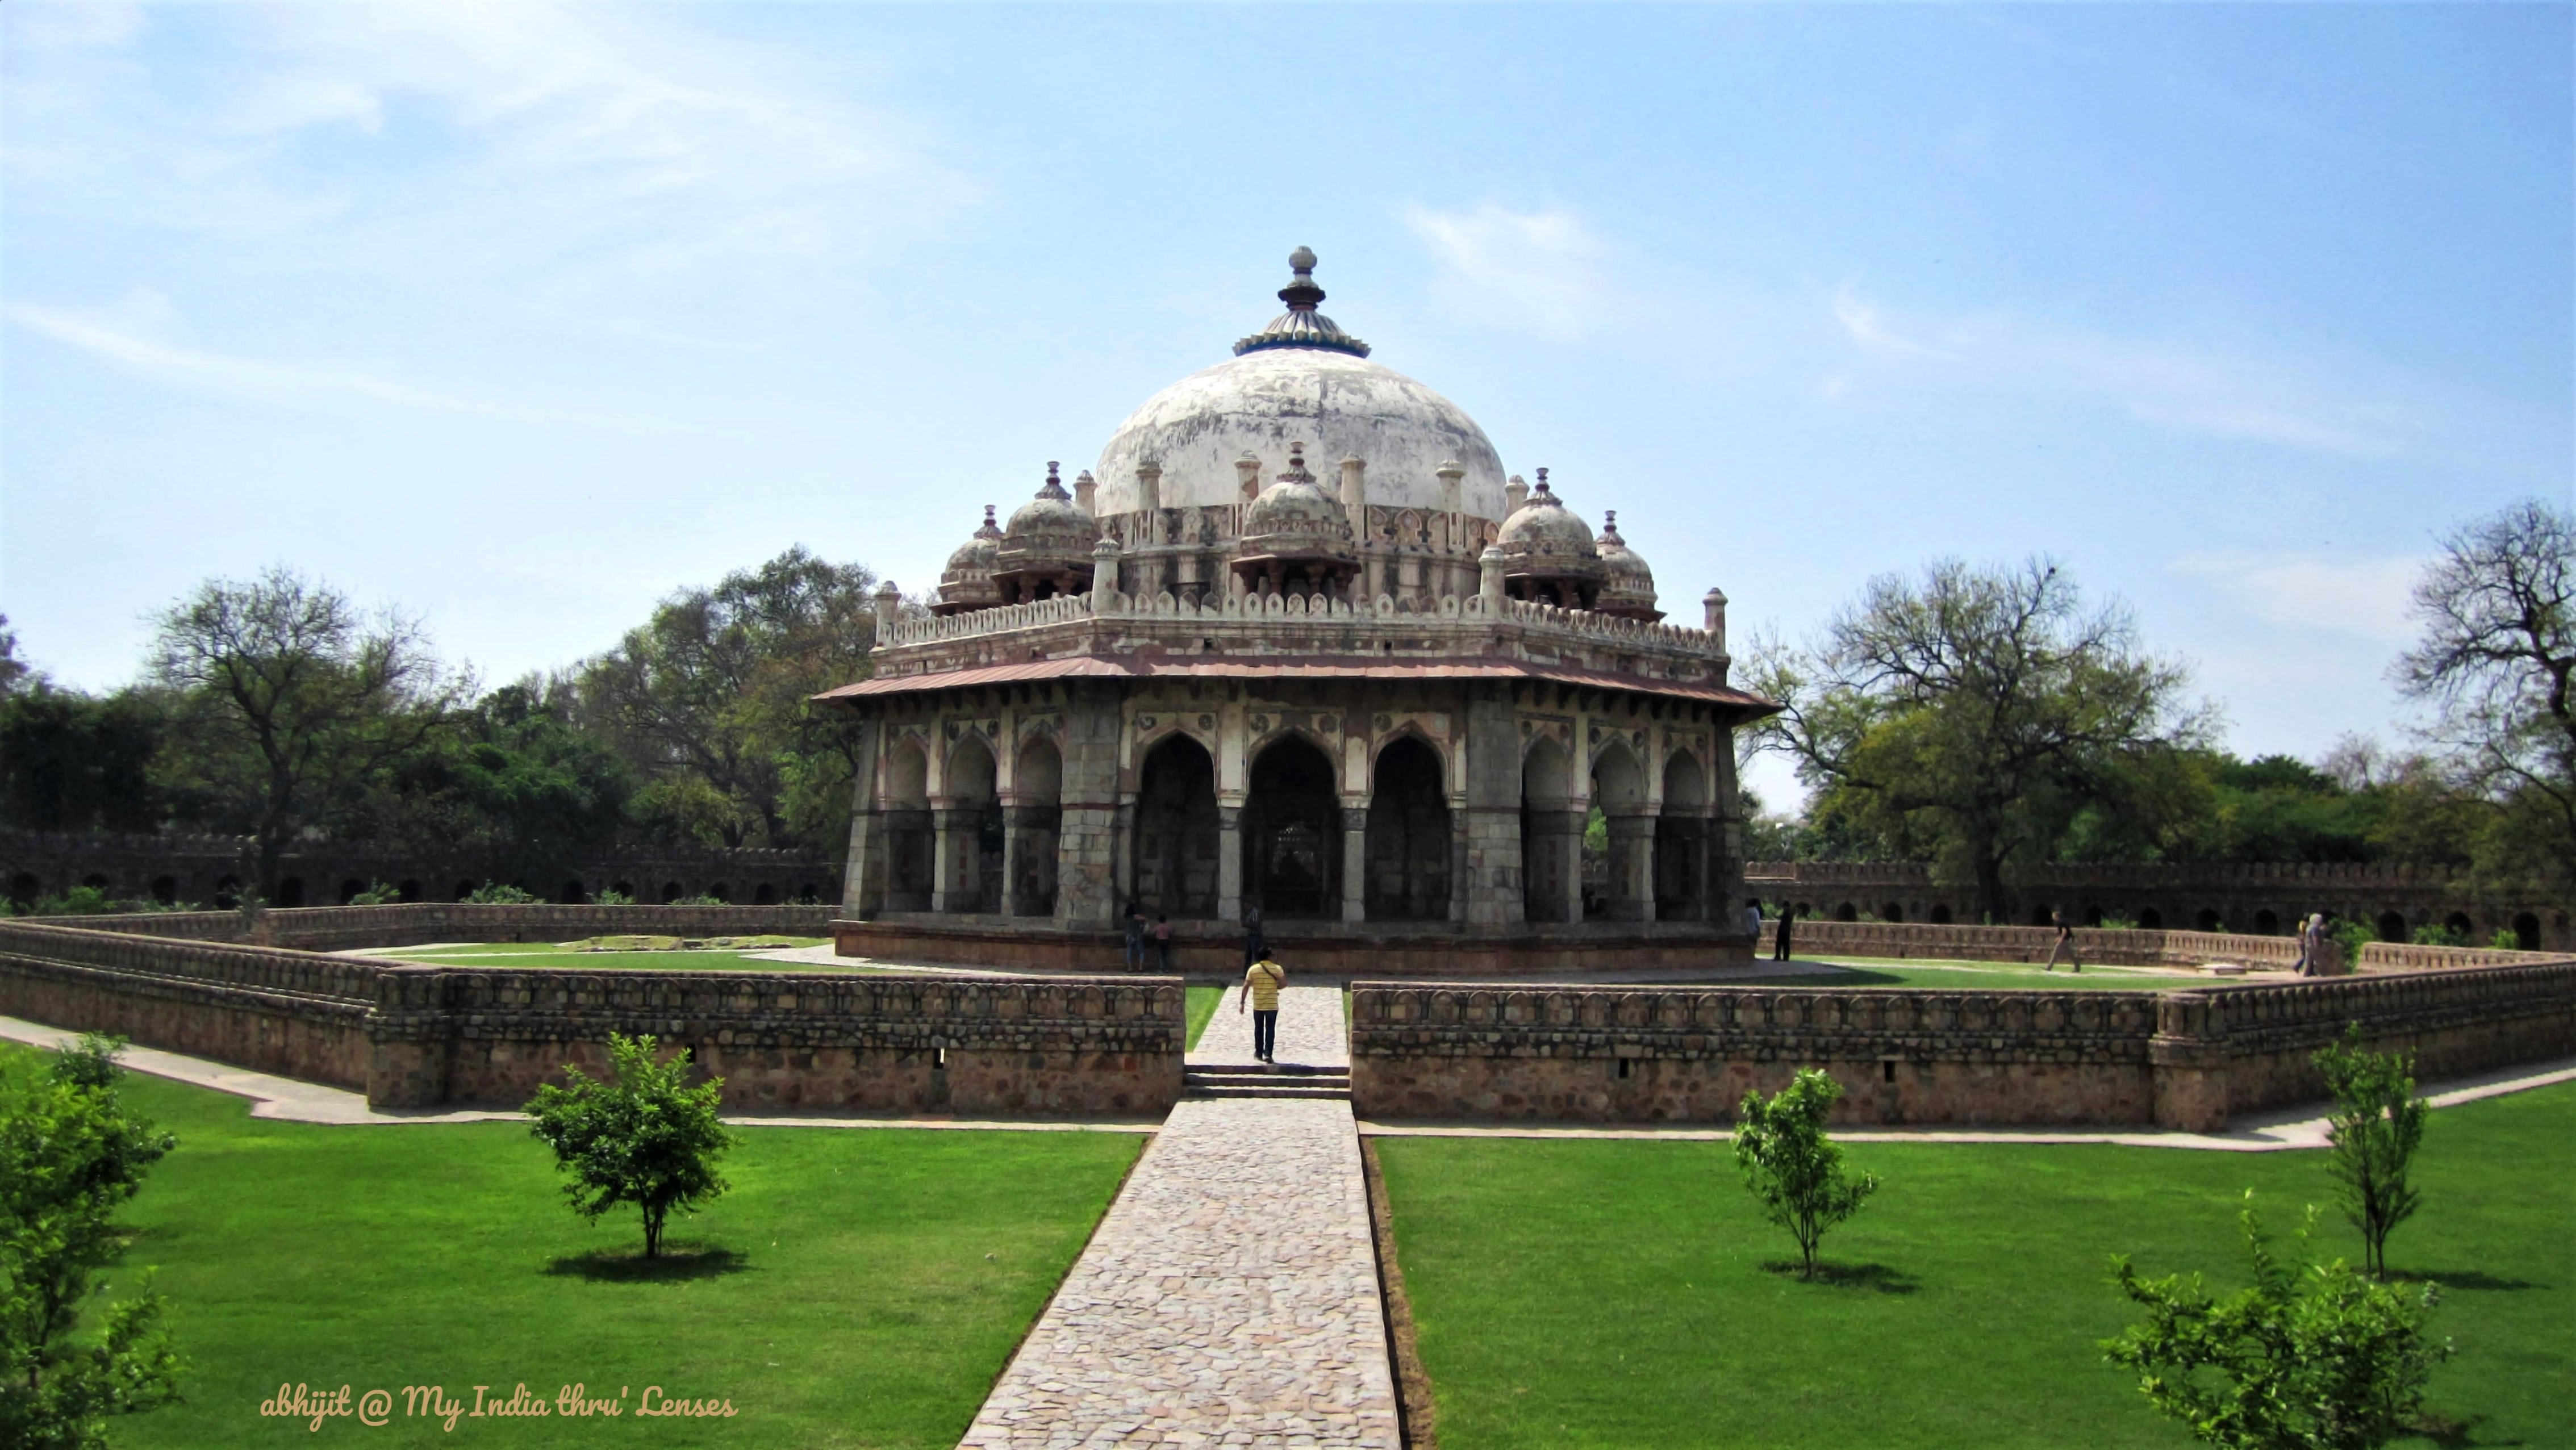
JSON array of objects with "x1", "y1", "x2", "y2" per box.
[
  {"x1": 1766, "y1": 919, "x2": 2565, "y2": 975},
  {"x1": 1351, "y1": 960, "x2": 2576, "y2": 1131},
  {"x1": 832, "y1": 915, "x2": 1759, "y2": 976},
  {"x1": 0, "y1": 920, "x2": 1180, "y2": 1117},
  {"x1": 16, "y1": 902, "x2": 839, "y2": 953}
]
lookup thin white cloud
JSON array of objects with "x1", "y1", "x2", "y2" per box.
[
  {"x1": 2174, "y1": 552, "x2": 2424, "y2": 643},
  {"x1": 1831, "y1": 282, "x2": 2419, "y2": 459},
  {"x1": 5, "y1": 1, "x2": 966, "y2": 277},
  {"x1": 11, "y1": 295, "x2": 739, "y2": 438},
  {"x1": 1403, "y1": 203, "x2": 1619, "y2": 341}
]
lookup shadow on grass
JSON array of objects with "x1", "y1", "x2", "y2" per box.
[
  {"x1": 1757, "y1": 1259, "x2": 1919, "y2": 1294},
  {"x1": 545, "y1": 1244, "x2": 750, "y2": 1283},
  {"x1": 2411, "y1": 1411, "x2": 2520, "y2": 1448},
  {"x1": 1727, "y1": 969, "x2": 1892, "y2": 988},
  {"x1": 2402, "y1": 1268, "x2": 2546, "y2": 1293}
]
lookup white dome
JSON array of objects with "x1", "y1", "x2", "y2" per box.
[{"x1": 1094, "y1": 349, "x2": 1506, "y2": 519}]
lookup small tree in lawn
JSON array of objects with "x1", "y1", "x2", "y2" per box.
[
  {"x1": 2106, "y1": 1196, "x2": 2450, "y2": 1449},
  {"x1": 1, "y1": 1033, "x2": 185, "y2": 1449},
  {"x1": 1732, "y1": 1068, "x2": 1879, "y2": 1280},
  {"x1": 2313, "y1": 1026, "x2": 2426, "y2": 1278},
  {"x1": 525, "y1": 1034, "x2": 733, "y2": 1259}
]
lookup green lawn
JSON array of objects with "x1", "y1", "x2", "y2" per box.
[
  {"x1": 388, "y1": 940, "x2": 851, "y2": 972},
  {"x1": 1378, "y1": 1082, "x2": 2576, "y2": 1449},
  {"x1": 39, "y1": 1051, "x2": 1139, "y2": 1448},
  {"x1": 1736, "y1": 959, "x2": 2206, "y2": 992},
  {"x1": 1186, "y1": 985, "x2": 1222, "y2": 1049}
]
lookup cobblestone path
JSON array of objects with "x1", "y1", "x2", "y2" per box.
[
  {"x1": 1188, "y1": 982, "x2": 1349, "y2": 1069},
  {"x1": 955, "y1": 1092, "x2": 1399, "y2": 1448}
]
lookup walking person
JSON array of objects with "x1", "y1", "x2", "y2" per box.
[
  {"x1": 2293, "y1": 912, "x2": 2328, "y2": 976},
  {"x1": 1239, "y1": 950, "x2": 1287, "y2": 1064},
  {"x1": 2044, "y1": 908, "x2": 2082, "y2": 973},
  {"x1": 1123, "y1": 902, "x2": 1147, "y2": 972},
  {"x1": 1242, "y1": 904, "x2": 1267, "y2": 970},
  {"x1": 1152, "y1": 914, "x2": 1175, "y2": 973}
]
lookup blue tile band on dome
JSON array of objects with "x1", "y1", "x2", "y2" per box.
[{"x1": 1233, "y1": 246, "x2": 1372, "y2": 358}]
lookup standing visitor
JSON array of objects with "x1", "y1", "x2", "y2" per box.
[
  {"x1": 2044, "y1": 908, "x2": 2082, "y2": 973},
  {"x1": 1239, "y1": 951, "x2": 1287, "y2": 1063},
  {"x1": 1153, "y1": 914, "x2": 1175, "y2": 972},
  {"x1": 1124, "y1": 903, "x2": 1147, "y2": 972},
  {"x1": 2294, "y1": 912, "x2": 2328, "y2": 976},
  {"x1": 1772, "y1": 902, "x2": 1796, "y2": 962},
  {"x1": 1743, "y1": 898, "x2": 1765, "y2": 946},
  {"x1": 1242, "y1": 904, "x2": 1267, "y2": 969}
]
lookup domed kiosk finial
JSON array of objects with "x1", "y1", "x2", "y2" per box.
[{"x1": 1235, "y1": 248, "x2": 1371, "y2": 358}]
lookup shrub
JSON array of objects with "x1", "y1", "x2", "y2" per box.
[
  {"x1": 346, "y1": 881, "x2": 400, "y2": 906},
  {"x1": 525, "y1": 1033, "x2": 733, "y2": 1259},
  {"x1": 668, "y1": 893, "x2": 727, "y2": 906},
  {"x1": 1732, "y1": 1068, "x2": 1879, "y2": 1280},
  {"x1": 2408, "y1": 924, "x2": 2468, "y2": 948},
  {"x1": 2329, "y1": 919, "x2": 2377, "y2": 963},
  {"x1": 2313, "y1": 1026, "x2": 2426, "y2": 1279},
  {"x1": 2106, "y1": 1196, "x2": 2449, "y2": 1449},
  {"x1": 592, "y1": 888, "x2": 635, "y2": 906},
  {"x1": 27, "y1": 886, "x2": 118, "y2": 917},
  {"x1": 463, "y1": 881, "x2": 542, "y2": 905},
  {"x1": 0, "y1": 1033, "x2": 185, "y2": 1447},
  {"x1": 2098, "y1": 914, "x2": 2140, "y2": 931},
  {"x1": 2489, "y1": 927, "x2": 2520, "y2": 950}
]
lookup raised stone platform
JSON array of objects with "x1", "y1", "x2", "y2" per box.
[{"x1": 833, "y1": 913, "x2": 1757, "y2": 976}]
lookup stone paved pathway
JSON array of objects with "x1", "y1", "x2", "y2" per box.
[
  {"x1": 958, "y1": 1094, "x2": 1400, "y2": 1448},
  {"x1": 1189, "y1": 982, "x2": 1348, "y2": 1070}
]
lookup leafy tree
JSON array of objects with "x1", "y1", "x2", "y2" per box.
[
  {"x1": 0, "y1": 615, "x2": 28, "y2": 698},
  {"x1": 2106, "y1": 1197, "x2": 2449, "y2": 1449},
  {"x1": 373, "y1": 679, "x2": 632, "y2": 884},
  {"x1": 148, "y1": 568, "x2": 457, "y2": 900},
  {"x1": 2312, "y1": 1028, "x2": 2426, "y2": 1279},
  {"x1": 0, "y1": 686, "x2": 164, "y2": 834},
  {"x1": 0, "y1": 1034, "x2": 184, "y2": 1449},
  {"x1": 1732, "y1": 1068, "x2": 1879, "y2": 1280},
  {"x1": 525, "y1": 1033, "x2": 733, "y2": 1259},
  {"x1": 1748, "y1": 559, "x2": 2211, "y2": 920},
  {"x1": 345, "y1": 881, "x2": 399, "y2": 906},
  {"x1": 2397, "y1": 499, "x2": 2576, "y2": 881},
  {"x1": 577, "y1": 548, "x2": 879, "y2": 853}
]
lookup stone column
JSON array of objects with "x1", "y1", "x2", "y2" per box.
[
  {"x1": 999, "y1": 809, "x2": 1025, "y2": 917},
  {"x1": 1477, "y1": 546, "x2": 1506, "y2": 611},
  {"x1": 1052, "y1": 684, "x2": 1125, "y2": 928},
  {"x1": 1217, "y1": 805, "x2": 1244, "y2": 922},
  {"x1": 1562, "y1": 813, "x2": 1588, "y2": 924},
  {"x1": 840, "y1": 718, "x2": 883, "y2": 914},
  {"x1": 1462, "y1": 687, "x2": 1525, "y2": 926},
  {"x1": 1341, "y1": 805, "x2": 1369, "y2": 924},
  {"x1": 932, "y1": 808, "x2": 980, "y2": 913},
  {"x1": 1608, "y1": 812, "x2": 1656, "y2": 922}
]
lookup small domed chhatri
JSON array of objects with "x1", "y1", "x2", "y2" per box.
[{"x1": 818, "y1": 249, "x2": 1777, "y2": 976}]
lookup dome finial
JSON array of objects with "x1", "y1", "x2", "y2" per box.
[
  {"x1": 1235, "y1": 248, "x2": 1370, "y2": 357},
  {"x1": 1036, "y1": 461, "x2": 1069, "y2": 501}
]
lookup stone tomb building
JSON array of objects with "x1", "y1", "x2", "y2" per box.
[{"x1": 821, "y1": 251, "x2": 1777, "y2": 973}]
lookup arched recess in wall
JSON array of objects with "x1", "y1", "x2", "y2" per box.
[
  {"x1": 1588, "y1": 741, "x2": 1646, "y2": 921},
  {"x1": 1654, "y1": 749, "x2": 1707, "y2": 921},
  {"x1": 883, "y1": 737, "x2": 933, "y2": 912},
  {"x1": 1246, "y1": 736, "x2": 1339, "y2": 920},
  {"x1": 1366, "y1": 735, "x2": 1450, "y2": 922},
  {"x1": 2377, "y1": 910, "x2": 2407, "y2": 943},
  {"x1": 1011, "y1": 735, "x2": 1064, "y2": 917},
  {"x1": 943, "y1": 736, "x2": 1002, "y2": 914},
  {"x1": 1135, "y1": 733, "x2": 1219, "y2": 920},
  {"x1": 1520, "y1": 736, "x2": 1575, "y2": 924},
  {"x1": 2514, "y1": 912, "x2": 2541, "y2": 950}
]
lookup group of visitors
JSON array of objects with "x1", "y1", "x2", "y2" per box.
[{"x1": 1119, "y1": 902, "x2": 1288, "y2": 1063}]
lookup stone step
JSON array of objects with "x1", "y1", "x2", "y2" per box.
[
  {"x1": 1187, "y1": 1061, "x2": 1345, "y2": 1078},
  {"x1": 1185, "y1": 1081, "x2": 1352, "y2": 1100}
]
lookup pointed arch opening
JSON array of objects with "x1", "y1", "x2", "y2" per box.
[
  {"x1": 1135, "y1": 734, "x2": 1219, "y2": 919},
  {"x1": 942, "y1": 735, "x2": 1001, "y2": 913},
  {"x1": 1246, "y1": 736, "x2": 1339, "y2": 920},
  {"x1": 1655, "y1": 749, "x2": 1708, "y2": 921},
  {"x1": 1589, "y1": 741, "x2": 1647, "y2": 921},
  {"x1": 1520, "y1": 736, "x2": 1576, "y2": 923},
  {"x1": 1367, "y1": 736, "x2": 1451, "y2": 921},
  {"x1": 883, "y1": 737, "x2": 933, "y2": 912},
  {"x1": 1011, "y1": 735, "x2": 1064, "y2": 917}
]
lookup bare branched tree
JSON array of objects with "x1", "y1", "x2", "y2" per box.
[{"x1": 2396, "y1": 498, "x2": 2576, "y2": 878}]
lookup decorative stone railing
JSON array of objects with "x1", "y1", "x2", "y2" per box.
[{"x1": 879, "y1": 588, "x2": 1726, "y2": 656}]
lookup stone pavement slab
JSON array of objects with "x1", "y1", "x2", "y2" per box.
[
  {"x1": 958, "y1": 1096, "x2": 1400, "y2": 1448},
  {"x1": 1190, "y1": 981, "x2": 1347, "y2": 1069}
]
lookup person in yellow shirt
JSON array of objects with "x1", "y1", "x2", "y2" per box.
[{"x1": 1238, "y1": 951, "x2": 1287, "y2": 1063}]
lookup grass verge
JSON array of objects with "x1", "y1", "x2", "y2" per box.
[
  {"x1": 27, "y1": 1049, "x2": 1139, "y2": 1448},
  {"x1": 1186, "y1": 985, "x2": 1222, "y2": 1050},
  {"x1": 1377, "y1": 1081, "x2": 2574, "y2": 1448}
]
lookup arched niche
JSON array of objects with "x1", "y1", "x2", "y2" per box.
[
  {"x1": 1367, "y1": 735, "x2": 1451, "y2": 921},
  {"x1": 1246, "y1": 735, "x2": 1339, "y2": 920},
  {"x1": 1135, "y1": 733, "x2": 1219, "y2": 920}
]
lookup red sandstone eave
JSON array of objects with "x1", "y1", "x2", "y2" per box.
[{"x1": 811, "y1": 654, "x2": 1782, "y2": 718}]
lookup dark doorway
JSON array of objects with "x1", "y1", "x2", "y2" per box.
[
  {"x1": 1246, "y1": 736, "x2": 1339, "y2": 920},
  {"x1": 2514, "y1": 912, "x2": 2541, "y2": 950},
  {"x1": 275, "y1": 877, "x2": 306, "y2": 908},
  {"x1": 2377, "y1": 912, "x2": 2406, "y2": 943},
  {"x1": 1135, "y1": 734, "x2": 1220, "y2": 918},
  {"x1": 1366, "y1": 737, "x2": 1450, "y2": 921}
]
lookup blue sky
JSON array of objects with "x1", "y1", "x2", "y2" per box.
[{"x1": 5, "y1": 2, "x2": 2568, "y2": 813}]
